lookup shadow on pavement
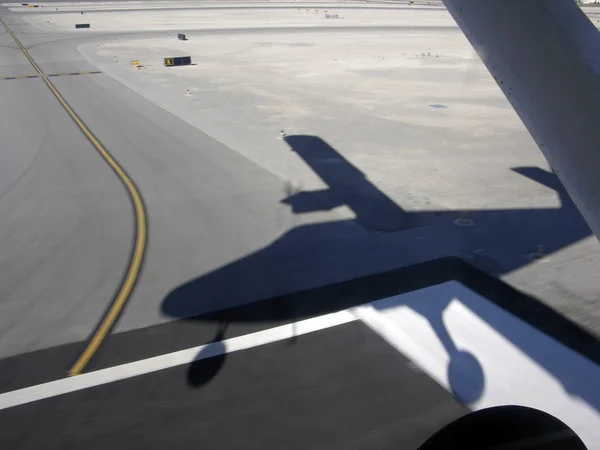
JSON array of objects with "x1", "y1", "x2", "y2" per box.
[
  {"x1": 280, "y1": 135, "x2": 420, "y2": 232},
  {"x1": 400, "y1": 294, "x2": 485, "y2": 404},
  {"x1": 163, "y1": 135, "x2": 590, "y2": 317},
  {"x1": 161, "y1": 135, "x2": 596, "y2": 406},
  {"x1": 187, "y1": 322, "x2": 228, "y2": 388}
]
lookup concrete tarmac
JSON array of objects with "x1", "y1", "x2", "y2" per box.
[
  {"x1": 1, "y1": 7, "x2": 600, "y2": 449},
  {"x1": 0, "y1": 321, "x2": 467, "y2": 450},
  {"x1": 2, "y1": 2, "x2": 600, "y2": 360},
  {"x1": 0, "y1": 30, "x2": 132, "y2": 359}
]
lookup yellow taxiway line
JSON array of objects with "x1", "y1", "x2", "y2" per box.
[{"x1": 0, "y1": 17, "x2": 147, "y2": 376}]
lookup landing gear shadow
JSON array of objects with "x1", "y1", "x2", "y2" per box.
[{"x1": 187, "y1": 322, "x2": 228, "y2": 388}]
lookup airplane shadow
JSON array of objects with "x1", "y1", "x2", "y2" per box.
[
  {"x1": 187, "y1": 322, "x2": 228, "y2": 388},
  {"x1": 164, "y1": 135, "x2": 590, "y2": 318},
  {"x1": 162, "y1": 135, "x2": 597, "y2": 409}
]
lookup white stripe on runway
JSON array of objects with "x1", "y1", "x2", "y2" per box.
[
  {"x1": 0, "y1": 310, "x2": 357, "y2": 411},
  {"x1": 2, "y1": 281, "x2": 600, "y2": 449},
  {"x1": 355, "y1": 281, "x2": 600, "y2": 450}
]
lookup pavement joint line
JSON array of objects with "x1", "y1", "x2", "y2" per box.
[
  {"x1": 0, "y1": 311, "x2": 358, "y2": 411},
  {"x1": 0, "y1": 17, "x2": 147, "y2": 377},
  {"x1": 0, "y1": 71, "x2": 103, "y2": 80}
]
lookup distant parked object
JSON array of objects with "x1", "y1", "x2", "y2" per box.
[{"x1": 164, "y1": 56, "x2": 192, "y2": 67}]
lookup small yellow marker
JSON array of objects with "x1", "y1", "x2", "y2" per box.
[{"x1": 131, "y1": 60, "x2": 139, "y2": 66}]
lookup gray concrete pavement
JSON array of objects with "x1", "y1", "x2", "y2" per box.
[
  {"x1": 2, "y1": 16, "x2": 375, "y2": 361},
  {"x1": 0, "y1": 321, "x2": 467, "y2": 450},
  {"x1": 1, "y1": 2, "x2": 600, "y2": 371},
  {"x1": 1, "y1": 4, "x2": 600, "y2": 449},
  {"x1": 0, "y1": 23, "x2": 36, "y2": 77},
  {"x1": 49, "y1": 67, "x2": 367, "y2": 334},
  {"x1": 0, "y1": 59, "x2": 132, "y2": 359}
]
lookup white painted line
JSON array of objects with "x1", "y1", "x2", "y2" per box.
[
  {"x1": 2, "y1": 279, "x2": 600, "y2": 449},
  {"x1": 352, "y1": 304, "x2": 450, "y2": 388},
  {"x1": 0, "y1": 310, "x2": 357, "y2": 411},
  {"x1": 356, "y1": 281, "x2": 600, "y2": 450}
]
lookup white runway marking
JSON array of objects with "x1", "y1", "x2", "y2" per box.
[
  {"x1": 356, "y1": 281, "x2": 600, "y2": 450},
  {"x1": 0, "y1": 310, "x2": 357, "y2": 411},
  {"x1": 1, "y1": 281, "x2": 600, "y2": 449}
]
